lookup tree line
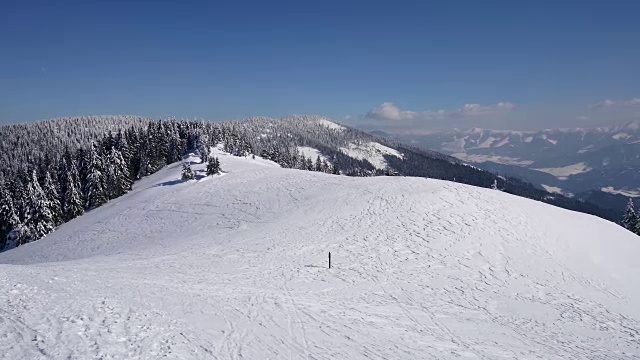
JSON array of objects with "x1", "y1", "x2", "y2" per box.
[
  {"x1": 0, "y1": 119, "x2": 256, "y2": 250},
  {"x1": 621, "y1": 199, "x2": 640, "y2": 235}
]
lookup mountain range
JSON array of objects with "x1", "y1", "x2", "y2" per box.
[{"x1": 388, "y1": 121, "x2": 640, "y2": 211}]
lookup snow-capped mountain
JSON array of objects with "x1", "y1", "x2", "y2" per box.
[
  {"x1": 394, "y1": 121, "x2": 640, "y2": 199},
  {"x1": 1, "y1": 148, "x2": 639, "y2": 359}
]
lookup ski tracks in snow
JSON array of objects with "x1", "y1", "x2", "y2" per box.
[{"x1": 2, "y1": 152, "x2": 640, "y2": 358}]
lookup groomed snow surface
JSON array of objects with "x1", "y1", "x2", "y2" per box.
[{"x1": 1, "y1": 149, "x2": 640, "y2": 359}]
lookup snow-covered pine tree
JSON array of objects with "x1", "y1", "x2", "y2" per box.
[
  {"x1": 622, "y1": 198, "x2": 638, "y2": 233},
  {"x1": 182, "y1": 163, "x2": 195, "y2": 180},
  {"x1": 106, "y1": 147, "x2": 132, "y2": 199},
  {"x1": 206, "y1": 156, "x2": 221, "y2": 176},
  {"x1": 153, "y1": 121, "x2": 169, "y2": 168},
  {"x1": 43, "y1": 171, "x2": 63, "y2": 226},
  {"x1": 195, "y1": 134, "x2": 209, "y2": 163},
  {"x1": 0, "y1": 181, "x2": 21, "y2": 249},
  {"x1": 491, "y1": 179, "x2": 499, "y2": 190},
  {"x1": 134, "y1": 133, "x2": 152, "y2": 179},
  {"x1": 57, "y1": 156, "x2": 69, "y2": 217},
  {"x1": 321, "y1": 159, "x2": 330, "y2": 173},
  {"x1": 314, "y1": 156, "x2": 322, "y2": 172},
  {"x1": 295, "y1": 154, "x2": 306, "y2": 170},
  {"x1": 24, "y1": 170, "x2": 55, "y2": 241},
  {"x1": 85, "y1": 144, "x2": 108, "y2": 209},
  {"x1": 167, "y1": 131, "x2": 183, "y2": 164},
  {"x1": 75, "y1": 147, "x2": 90, "y2": 201},
  {"x1": 64, "y1": 163, "x2": 84, "y2": 221},
  {"x1": 115, "y1": 131, "x2": 133, "y2": 177}
]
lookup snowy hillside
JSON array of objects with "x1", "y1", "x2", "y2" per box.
[
  {"x1": 1, "y1": 149, "x2": 640, "y2": 359},
  {"x1": 339, "y1": 141, "x2": 403, "y2": 169}
]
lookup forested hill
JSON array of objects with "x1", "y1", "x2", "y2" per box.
[
  {"x1": 0, "y1": 115, "x2": 151, "y2": 178},
  {"x1": 0, "y1": 115, "x2": 617, "y2": 251}
]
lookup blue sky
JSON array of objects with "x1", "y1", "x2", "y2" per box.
[{"x1": 1, "y1": 0, "x2": 639, "y2": 130}]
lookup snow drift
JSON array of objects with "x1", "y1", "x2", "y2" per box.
[{"x1": 1, "y1": 149, "x2": 639, "y2": 359}]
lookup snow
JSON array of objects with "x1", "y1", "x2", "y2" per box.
[
  {"x1": 451, "y1": 153, "x2": 535, "y2": 166},
  {"x1": 601, "y1": 186, "x2": 640, "y2": 198},
  {"x1": 476, "y1": 136, "x2": 497, "y2": 148},
  {"x1": 541, "y1": 184, "x2": 564, "y2": 194},
  {"x1": 626, "y1": 121, "x2": 640, "y2": 131},
  {"x1": 1, "y1": 149, "x2": 640, "y2": 359},
  {"x1": 339, "y1": 141, "x2": 403, "y2": 169},
  {"x1": 296, "y1": 146, "x2": 329, "y2": 162},
  {"x1": 523, "y1": 136, "x2": 533, "y2": 143},
  {"x1": 534, "y1": 162, "x2": 592, "y2": 177},
  {"x1": 441, "y1": 137, "x2": 467, "y2": 153},
  {"x1": 578, "y1": 145, "x2": 594, "y2": 154},
  {"x1": 494, "y1": 137, "x2": 510, "y2": 147},
  {"x1": 316, "y1": 118, "x2": 345, "y2": 131},
  {"x1": 613, "y1": 132, "x2": 631, "y2": 140}
]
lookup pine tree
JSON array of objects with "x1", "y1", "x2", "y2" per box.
[
  {"x1": 85, "y1": 144, "x2": 108, "y2": 209},
  {"x1": 106, "y1": 147, "x2": 132, "y2": 199},
  {"x1": 43, "y1": 171, "x2": 63, "y2": 226},
  {"x1": 314, "y1": 156, "x2": 322, "y2": 172},
  {"x1": 195, "y1": 134, "x2": 209, "y2": 163},
  {"x1": 57, "y1": 157, "x2": 69, "y2": 217},
  {"x1": 491, "y1": 179, "x2": 499, "y2": 190},
  {"x1": 24, "y1": 170, "x2": 54, "y2": 241},
  {"x1": 0, "y1": 182, "x2": 20, "y2": 249},
  {"x1": 64, "y1": 163, "x2": 84, "y2": 221},
  {"x1": 622, "y1": 198, "x2": 638, "y2": 233},
  {"x1": 182, "y1": 163, "x2": 195, "y2": 180},
  {"x1": 75, "y1": 147, "x2": 90, "y2": 202},
  {"x1": 321, "y1": 159, "x2": 330, "y2": 173},
  {"x1": 206, "y1": 156, "x2": 221, "y2": 175},
  {"x1": 115, "y1": 131, "x2": 134, "y2": 178}
]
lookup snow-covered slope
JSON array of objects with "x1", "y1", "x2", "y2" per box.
[
  {"x1": 1, "y1": 149, "x2": 640, "y2": 359},
  {"x1": 339, "y1": 141, "x2": 403, "y2": 169},
  {"x1": 296, "y1": 146, "x2": 329, "y2": 163}
]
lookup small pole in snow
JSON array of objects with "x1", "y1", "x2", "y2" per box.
[{"x1": 328, "y1": 252, "x2": 331, "y2": 269}]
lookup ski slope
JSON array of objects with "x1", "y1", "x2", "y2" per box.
[{"x1": 1, "y1": 149, "x2": 640, "y2": 359}]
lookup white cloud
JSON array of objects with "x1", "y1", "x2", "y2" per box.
[
  {"x1": 589, "y1": 98, "x2": 640, "y2": 109},
  {"x1": 365, "y1": 101, "x2": 516, "y2": 121},
  {"x1": 366, "y1": 102, "x2": 417, "y2": 121},
  {"x1": 458, "y1": 102, "x2": 516, "y2": 116},
  {"x1": 577, "y1": 115, "x2": 589, "y2": 121}
]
